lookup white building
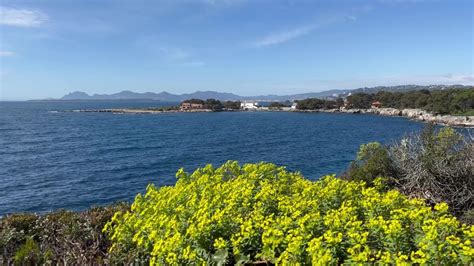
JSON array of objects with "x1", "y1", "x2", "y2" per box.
[
  {"x1": 291, "y1": 102, "x2": 298, "y2": 109},
  {"x1": 241, "y1": 101, "x2": 260, "y2": 110}
]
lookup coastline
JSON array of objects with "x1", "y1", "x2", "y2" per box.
[
  {"x1": 303, "y1": 108, "x2": 474, "y2": 127},
  {"x1": 67, "y1": 108, "x2": 212, "y2": 114},
  {"x1": 68, "y1": 107, "x2": 474, "y2": 127}
]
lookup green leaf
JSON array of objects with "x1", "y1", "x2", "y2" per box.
[
  {"x1": 235, "y1": 253, "x2": 250, "y2": 266},
  {"x1": 212, "y1": 248, "x2": 228, "y2": 266}
]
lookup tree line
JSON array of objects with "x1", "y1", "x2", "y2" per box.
[
  {"x1": 296, "y1": 97, "x2": 344, "y2": 110},
  {"x1": 296, "y1": 88, "x2": 473, "y2": 115},
  {"x1": 347, "y1": 88, "x2": 473, "y2": 115},
  {"x1": 181, "y1": 99, "x2": 241, "y2": 111}
]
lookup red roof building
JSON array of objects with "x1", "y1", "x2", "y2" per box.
[
  {"x1": 181, "y1": 102, "x2": 204, "y2": 110},
  {"x1": 371, "y1": 101, "x2": 382, "y2": 108}
]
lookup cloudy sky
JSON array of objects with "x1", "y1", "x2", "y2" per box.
[{"x1": 0, "y1": 0, "x2": 472, "y2": 100}]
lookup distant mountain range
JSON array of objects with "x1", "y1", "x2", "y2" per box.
[
  {"x1": 57, "y1": 85, "x2": 471, "y2": 102},
  {"x1": 59, "y1": 89, "x2": 350, "y2": 101}
]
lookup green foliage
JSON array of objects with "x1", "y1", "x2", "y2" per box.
[
  {"x1": 180, "y1": 99, "x2": 242, "y2": 111},
  {"x1": 1, "y1": 213, "x2": 37, "y2": 236},
  {"x1": 104, "y1": 161, "x2": 474, "y2": 265},
  {"x1": 13, "y1": 237, "x2": 41, "y2": 265},
  {"x1": 296, "y1": 98, "x2": 342, "y2": 110},
  {"x1": 0, "y1": 213, "x2": 38, "y2": 259},
  {"x1": 204, "y1": 99, "x2": 224, "y2": 111},
  {"x1": 345, "y1": 125, "x2": 474, "y2": 219},
  {"x1": 147, "y1": 106, "x2": 179, "y2": 111},
  {"x1": 390, "y1": 126, "x2": 473, "y2": 215},
  {"x1": 461, "y1": 210, "x2": 474, "y2": 226},
  {"x1": 182, "y1": 98, "x2": 205, "y2": 105},
  {"x1": 452, "y1": 89, "x2": 474, "y2": 114},
  {"x1": 351, "y1": 88, "x2": 474, "y2": 115},
  {"x1": 0, "y1": 203, "x2": 129, "y2": 264},
  {"x1": 344, "y1": 142, "x2": 395, "y2": 186},
  {"x1": 268, "y1": 101, "x2": 291, "y2": 109},
  {"x1": 346, "y1": 92, "x2": 375, "y2": 109},
  {"x1": 222, "y1": 101, "x2": 241, "y2": 110}
]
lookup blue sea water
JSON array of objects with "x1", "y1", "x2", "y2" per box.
[{"x1": 0, "y1": 101, "x2": 427, "y2": 215}]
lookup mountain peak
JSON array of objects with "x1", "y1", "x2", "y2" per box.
[
  {"x1": 57, "y1": 85, "x2": 473, "y2": 101},
  {"x1": 61, "y1": 91, "x2": 90, "y2": 100}
]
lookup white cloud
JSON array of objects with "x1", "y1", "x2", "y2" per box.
[
  {"x1": 0, "y1": 51, "x2": 14, "y2": 57},
  {"x1": 0, "y1": 6, "x2": 47, "y2": 27},
  {"x1": 253, "y1": 6, "x2": 372, "y2": 48},
  {"x1": 254, "y1": 24, "x2": 316, "y2": 47},
  {"x1": 253, "y1": 15, "x2": 357, "y2": 47}
]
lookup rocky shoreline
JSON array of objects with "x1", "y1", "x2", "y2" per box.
[
  {"x1": 302, "y1": 108, "x2": 474, "y2": 127},
  {"x1": 68, "y1": 107, "x2": 474, "y2": 127}
]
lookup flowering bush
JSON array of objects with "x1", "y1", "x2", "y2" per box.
[{"x1": 104, "y1": 161, "x2": 474, "y2": 265}]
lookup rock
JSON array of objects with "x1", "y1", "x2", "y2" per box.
[
  {"x1": 374, "y1": 108, "x2": 402, "y2": 116},
  {"x1": 369, "y1": 108, "x2": 474, "y2": 127}
]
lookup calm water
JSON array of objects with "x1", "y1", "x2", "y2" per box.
[{"x1": 1, "y1": 101, "x2": 425, "y2": 215}]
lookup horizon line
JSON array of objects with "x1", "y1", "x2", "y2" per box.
[{"x1": 2, "y1": 83, "x2": 473, "y2": 101}]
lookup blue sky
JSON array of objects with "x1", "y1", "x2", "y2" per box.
[{"x1": 0, "y1": 0, "x2": 472, "y2": 100}]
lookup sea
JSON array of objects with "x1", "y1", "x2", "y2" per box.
[{"x1": 1, "y1": 100, "x2": 430, "y2": 215}]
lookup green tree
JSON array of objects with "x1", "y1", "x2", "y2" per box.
[
  {"x1": 204, "y1": 99, "x2": 224, "y2": 111},
  {"x1": 346, "y1": 93, "x2": 374, "y2": 109},
  {"x1": 344, "y1": 142, "x2": 394, "y2": 185},
  {"x1": 222, "y1": 101, "x2": 241, "y2": 110}
]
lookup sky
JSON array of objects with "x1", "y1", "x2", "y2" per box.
[{"x1": 0, "y1": 0, "x2": 472, "y2": 100}]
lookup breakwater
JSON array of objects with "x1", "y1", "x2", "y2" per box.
[{"x1": 68, "y1": 108, "x2": 212, "y2": 114}]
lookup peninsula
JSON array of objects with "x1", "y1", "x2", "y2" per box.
[{"x1": 69, "y1": 88, "x2": 474, "y2": 127}]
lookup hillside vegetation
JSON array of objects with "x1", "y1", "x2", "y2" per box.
[
  {"x1": 347, "y1": 88, "x2": 474, "y2": 115},
  {"x1": 297, "y1": 88, "x2": 474, "y2": 116}
]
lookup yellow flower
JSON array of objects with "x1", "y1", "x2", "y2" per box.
[
  {"x1": 434, "y1": 202, "x2": 449, "y2": 213},
  {"x1": 103, "y1": 161, "x2": 474, "y2": 265},
  {"x1": 213, "y1": 237, "x2": 227, "y2": 249}
]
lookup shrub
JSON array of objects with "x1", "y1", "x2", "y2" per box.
[
  {"x1": 390, "y1": 126, "x2": 473, "y2": 215},
  {"x1": 13, "y1": 237, "x2": 42, "y2": 265},
  {"x1": 345, "y1": 126, "x2": 474, "y2": 218},
  {"x1": 104, "y1": 161, "x2": 474, "y2": 265},
  {"x1": 0, "y1": 203, "x2": 129, "y2": 264},
  {"x1": 344, "y1": 142, "x2": 395, "y2": 186},
  {"x1": 461, "y1": 210, "x2": 474, "y2": 225}
]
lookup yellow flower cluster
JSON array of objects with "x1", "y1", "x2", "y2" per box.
[{"x1": 103, "y1": 161, "x2": 474, "y2": 265}]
